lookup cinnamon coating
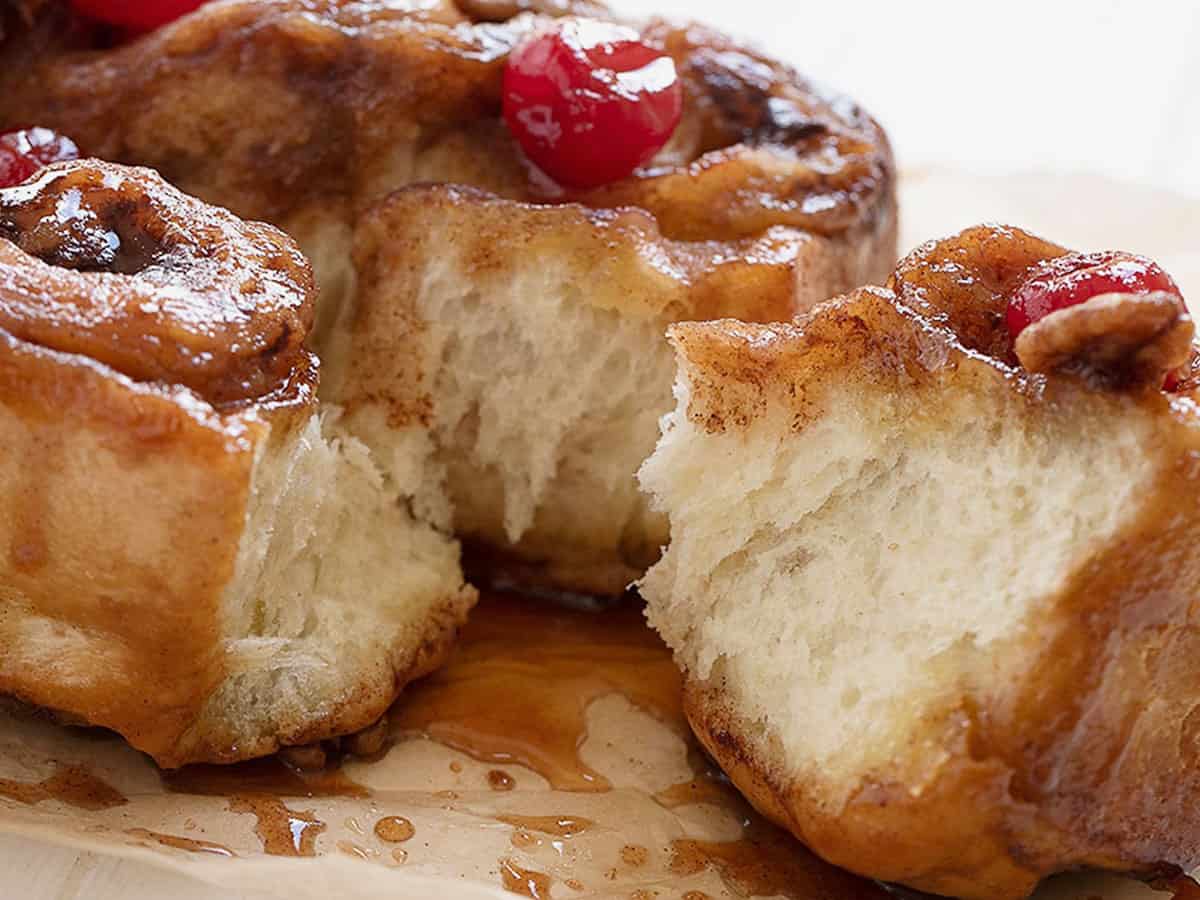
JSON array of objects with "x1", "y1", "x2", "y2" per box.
[
  {"x1": 0, "y1": 1, "x2": 893, "y2": 244},
  {"x1": 0, "y1": 160, "x2": 315, "y2": 407}
]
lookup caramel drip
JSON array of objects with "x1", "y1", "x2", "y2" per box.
[
  {"x1": 392, "y1": 592, "x2": 684, "y2": 792},
  {"x1": 499, "y1": 857, "x2": 554, "y2": 899},
  {"x1": 228, "y1": 795, "x2": 325, "y2": 857},
  {"x1": 495, "y1": 815, "x2": 594, "y2": 838},
  {"x1": 0, "y1": 765, "x2": 126, "y2": 810},
  {"x1": 126, "y1": 828, "x2": 235, "y2": 857},
  {"x1": 654, "y1": 776, "x2": 738, "y2": 810},
  {"x1": 488, "y1": 769, "x2": 515, "y2": 791},
  {"x1": 374, "y1": 815, "x2": 415, "y2": 843},
  {"x1": 165, "y1": 756, "x2": 368, "y2": 799},
  {"x1": 670, "y1": 820, "x2": 894, "y2": 900}
]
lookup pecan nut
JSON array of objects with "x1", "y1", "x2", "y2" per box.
[{"x1": 1014, "y1": 290, "x2": 1194, "y2": 386}]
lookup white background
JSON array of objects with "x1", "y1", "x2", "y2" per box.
[{"x1": 614, "y1": 0, "x2": 1200, "y2": 199}]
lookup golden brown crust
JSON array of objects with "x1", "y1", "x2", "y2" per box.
[
  {"x1": 664, "y1": 225, "x2": 1200, "y2": 897},
  {"x1": 0, "y1": 158, "x2": 470, "y2": 768},
  {"x1": 0, "y1": 0, "x2": 894, "y2": 248},
  {"x1": 0, "y1": 160, "x2": 316, "y2": 408},
  {"x1": 0, "y1": 324, "x2": 265, "y2": 762}
]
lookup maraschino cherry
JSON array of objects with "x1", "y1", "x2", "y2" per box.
[
  {"x1": 502, "y1": 19, "x2": 683, "y2": 190},
  {"x1": 69, "y1": 0, "x2": 209, "y2": 32},
  {"x1": 1006, "y1": 251, "x2": 1183, "y2": 339},
  {"x1": 0, "y1": 128, "x2": 80, "y2": 189}
]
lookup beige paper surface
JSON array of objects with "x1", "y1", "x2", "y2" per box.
[{"x1": 0, "y1": 170, "x2": 1196, "y2": 900}]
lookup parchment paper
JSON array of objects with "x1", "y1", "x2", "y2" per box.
[{"x1": 0, "y1": 169, "x2": 1197, "y2": 900}]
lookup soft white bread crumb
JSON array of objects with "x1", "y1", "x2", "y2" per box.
[
  {"x1": 190, "y1": 410, "x2": 474, "y2": 763},
  {"x1": 322, "y1": 185, "x2": 896, "y2": 594}
]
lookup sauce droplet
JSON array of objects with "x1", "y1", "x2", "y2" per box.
[
  {"x1": 228, "y1": 795, "x2": 325, "y2": 857},
  {"x1": 336, "y1": 840, "x2": 373, "y2": 860},
  {"x1": 0, "y1": 765, "x2": 126, "y2": 810},
  {"x1": 126, "y1": 828, "x2": 234, "y2": 857},
  {"x1": 500, "y1": 857, "x2": 554, "y2": 899},
  {"x1": 488, "y1": 769, "x2": 516, "y2": 791},
  {"x1": 495, "y1": 815, "x2": 594, "y2": 838},
  {"x1": 374, "y1": 815, "x2": 416, "y2": 843}
]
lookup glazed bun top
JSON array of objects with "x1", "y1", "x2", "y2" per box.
[
  {"x1": 890, "y1": 225, "x2": 1194, "y2": 389},
  {"x1": 0, "y1": 0, "x2": 892, "y2": 243},
  {"x1": 0, "y1": 159, "x2": 315, "y2": 407}
]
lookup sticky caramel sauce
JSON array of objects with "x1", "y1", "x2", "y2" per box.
[
  {"x1": 487, "y1": 768, "x2": 516, "y2": 791},
  {"x1": 228, "y1": 795, "x2": 325, "y2": 857},
  {"x1": 374, "y1": 815, "x2": 415, "y2": 843},
  {"x1": 499, "y1": 857, "x2": 554, "y2": 899},
  {"x1": 126, "y1": 827, "x2": 235, "y2": 857},
  {"x1": 670, "y1": 819, "x2": 895, "y2": 900},
  {"x1": 164, "y1": 755, "x2": 367, "y2": 799},
  {"x1": 0, "y1": 765, "x2": 126, "y2": 810},
  {"x1": 392, "y1": 592, "x2": 684, "y2": 792},
  {"x1": 494, "y1": 815, "x2": 594, "y2": 838}
]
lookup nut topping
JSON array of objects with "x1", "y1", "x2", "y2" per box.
[{"x1": 1014, "y1": 290, "x2": 1194, "y2": 386}]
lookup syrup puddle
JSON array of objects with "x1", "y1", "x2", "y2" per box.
[
  {"x1": 391, "y1": 592, "x2": 684, "y2": 792},
  {"x1": 0, "y1": 765, "x2": 126, "y2": 810},
  {"x1": 228, "y1": 795, "x2": 326, "y2": 857}
]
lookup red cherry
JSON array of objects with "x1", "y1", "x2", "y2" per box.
[
  {"x1": 502, "y1": 19, "x2": 683, "y2": 190},
  {"x1": 1006, "y1": 251, "x2": 1183, "y2": 339},
  {"x1": 0, "y1": 128, "x2": 81, "y2": 188},
  {"x1": 69, "y1": 0, "x2": 209, "y2": 31}
]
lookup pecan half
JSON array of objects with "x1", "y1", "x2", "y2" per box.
[{"x1": 1014, "y1": 291, "x2": 1195, "y2": 387}]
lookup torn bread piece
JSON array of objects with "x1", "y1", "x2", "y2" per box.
[
  {"x1": 0, "y1": 160, "x2": 474, "y2": 768},
  {"x1": 639, "y1": 224, "x2": 1200, "y2": 898},
  {"x1": 0, "y1": 1, "x2": 896, "y2": 593}
]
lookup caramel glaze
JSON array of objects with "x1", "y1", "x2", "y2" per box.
[
  {"x1": 499, "y1": 857, "x2": 554, "y2": 899},
  {"x1": 228, "y1": 795, "x2": 325, "y2": 858},
  {"x1": 164, "y1": 755, "x2": 368, "y2": 799},
  {"x1": 104, "y1": 594, "x2": 892, "y2": 896},
  {"x1": 374, "y1": 815, "x2": 415, "y2": 843},
  {"x1": 391, "y1": 591, "x2": 685, "y2": 792},
  {"x1": 670, "y1": 819, "x2": 894, "y2": 900},
  {"x1": 0, "y1": 160, "x2": 315, "y2": 408},
  {"x1": 495, "y1": 815, "x2": 593, "y2": 838},
  {"x1": 0, "y1": 764, "x2": 126, "y2": 810},
  {"x1": 0, "y1": 1, "x2": 892, "y2": 247},
  {"x1": 126, "y1": 827, "x2": 235, "y2": 858}
]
